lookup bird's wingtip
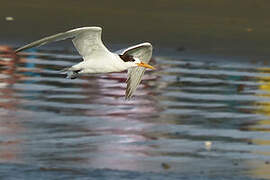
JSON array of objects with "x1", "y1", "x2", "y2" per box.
[
  {"x1": 80, "y1": 26, "x2": 102, "y2": 31},
  {"x1": 90, "y1": 26, "x2": 102, "y2": 31},
  {"x1": 14, "y1": 48, "x2": 21, "y2": 53},
  {"x1": 141, "y1": 42, "x2": 152, "y2": 46}
]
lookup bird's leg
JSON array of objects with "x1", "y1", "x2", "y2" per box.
[
  {"x1": 60, "y1": 67, "x2": 81, "y2": 79},
  {"x1": 67, "y1": 69, "x2": 81, "y2": 79}
]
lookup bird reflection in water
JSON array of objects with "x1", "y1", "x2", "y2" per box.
[
  {"x1": 14, "y1": 46, "x2": 161, "y2": 171},
  {"x1": 0, "y1": 45, "x2": 162, "y2": 171},
  {"x1": 69, "y1": 60, "x2": 162, "y2": 170}
]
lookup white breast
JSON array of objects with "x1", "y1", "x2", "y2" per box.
[{"x1": 77, "y1": 53, "x2": 128, "y2": 74}]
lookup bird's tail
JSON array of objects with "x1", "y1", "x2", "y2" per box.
[{"x1": 60, "y1": 67, "x2": 80, "y2": 79}]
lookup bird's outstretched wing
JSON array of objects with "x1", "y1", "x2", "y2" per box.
[
  {"x1": 120, "y1": 42, "x2": 153, "y2": 100},
  {"x1": 15, "y1": 27, "x2": 110, "y2": 59}
]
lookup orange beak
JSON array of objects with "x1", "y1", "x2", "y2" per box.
[{"x1": 136, "y1": 62, "x2": 156, "y2": 70}]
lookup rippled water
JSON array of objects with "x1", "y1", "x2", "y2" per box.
[{"x1": 0, "y1": 45, "x2": 270, "y2": 179}]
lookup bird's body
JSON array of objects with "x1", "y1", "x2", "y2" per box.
[
  {"x1": 15, "y1": 27, "x2": 155, "y2": 99},
  {"x1": 72, "y1": 53, "x2": 132, "y2": 74}
]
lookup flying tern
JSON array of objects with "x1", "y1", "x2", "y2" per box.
[{"x1": 15, "y1": 27, "x2": 155, "y2": 99}]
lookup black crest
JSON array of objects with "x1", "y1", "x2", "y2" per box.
[{"x1": 119, "y1": 54, "x2": 135, "y2": 62}]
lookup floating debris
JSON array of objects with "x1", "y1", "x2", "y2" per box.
[
  {"x1": 205, "y1": 141, "x2": 212, "y2": 151},
  {"x1": 246, "y1": 28, "x2": 253, "y2": 32},
  {"x1": 5, "y1": 16, "x2": 14, "y2": 21},
  {"x1": 161, "y1": 162, "x2": 171, "y2": 170},
  {"x1": 176, "y1": 76, "x2": 181, "y2": 82},
  {"x1": 237, "y1": 84, "x2": 244, "y2": 93}
]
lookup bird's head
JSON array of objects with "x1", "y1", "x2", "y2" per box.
[
  {"x1": 119, "y1": 54, "x2": 155, "y2": 70},
  {"x1": 128, "y1": 57, "x2": 155, "y2": 70}
]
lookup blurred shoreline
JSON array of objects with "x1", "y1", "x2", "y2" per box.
[{"x1": 1, "y1": 0, "x2": 270, "y2": 58}]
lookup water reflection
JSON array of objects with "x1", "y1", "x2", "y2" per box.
[
  {"x1": 243, "y1": 66, "x2": 270, "y2": 179},
  {"x1": 10, "y1": 47, "x2": 162, "y2": 171},
  {"x1": 2, "y1": 46, "x2": 270, "y2": 178},
  {"x1": 0, "y1": 45, "x2": 25, "y2": 163},
  {"x1": 62, "y1": 72, "x2": 161, "y2": 170}
]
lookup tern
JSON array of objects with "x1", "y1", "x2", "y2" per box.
[{"x1": 15, "y1": 27, "x2": 155, "y2": 99}]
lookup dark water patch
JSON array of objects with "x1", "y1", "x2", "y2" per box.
[{"x1": 0, "y1": 163, "x2": 262, "y2": 180}]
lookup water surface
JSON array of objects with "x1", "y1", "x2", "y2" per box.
[{"x1": 0, "y1": 45, "x2": 270, "y2": 179}]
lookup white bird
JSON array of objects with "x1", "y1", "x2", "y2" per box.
[{"x1": 15, "y1": 27, "x2": 155, "y2": 99}]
